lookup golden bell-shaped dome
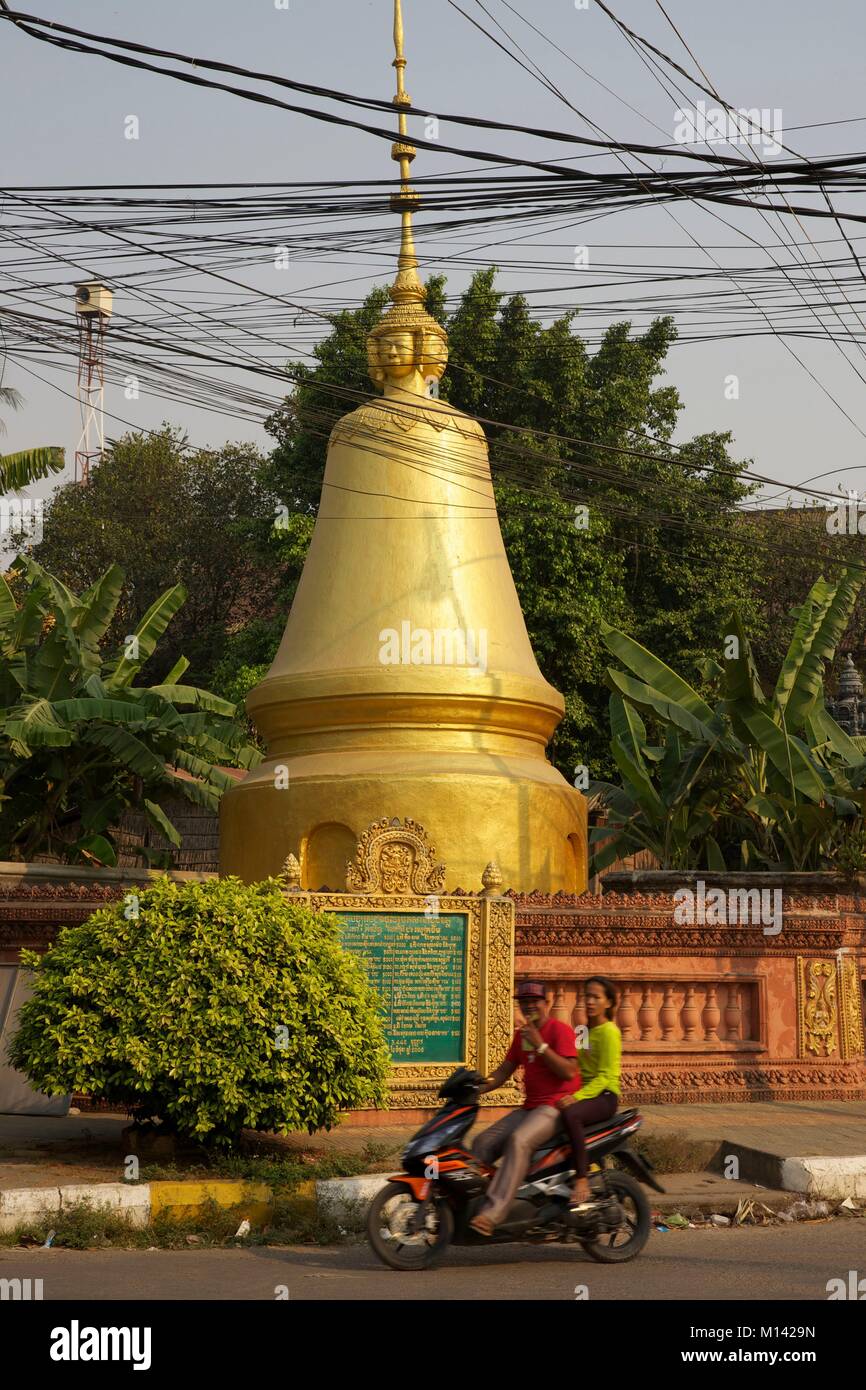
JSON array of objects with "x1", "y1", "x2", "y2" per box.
[{"x1": 219, "y1": 297, "x2": 586, "y2": 890}]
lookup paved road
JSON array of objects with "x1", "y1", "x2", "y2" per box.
[{"x1": 1, "y1": 1221, "x2": 861, "y2": 1300}]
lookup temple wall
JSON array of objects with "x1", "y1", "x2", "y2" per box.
[
  {"x1": 1, "y1": 863, "x2": 863, "y2": 1113},
  {"x1": 514, "y1": 873, "x2": 866, "y2": 1104}
]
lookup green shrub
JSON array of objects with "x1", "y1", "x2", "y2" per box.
[{"x1": 9, "y1": 876, "x2": 390, "y2": 1146}]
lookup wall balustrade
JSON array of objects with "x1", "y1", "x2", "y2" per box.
[{"x1": 525, "y1": 978, "x2": 762, "y2": 1052}]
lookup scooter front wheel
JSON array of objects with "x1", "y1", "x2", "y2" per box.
[{"x1": 367, "y1": 1181, "x2": 454, "y2": 1271}]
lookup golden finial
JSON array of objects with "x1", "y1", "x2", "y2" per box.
[
  {"x1": 367, "y1": 1, "x2": 448, "y2": 392},
  {"x1": 482, "y1": 861, "x2": 504, "y2": 895},
  {"x1": 280, "y1": 852, "x2": 302, "y2": 891}
]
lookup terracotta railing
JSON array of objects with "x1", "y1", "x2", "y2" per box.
[{"x1": 536, "y1": 979, "x2": 760, "y2": 1050}]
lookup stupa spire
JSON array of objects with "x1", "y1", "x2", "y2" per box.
[
  {"x1": 366, "y1": 2, "x2": 448, "y2": 392},
  {"x1": 390, "y1": 0, "x2": 423, "y2": 306}
]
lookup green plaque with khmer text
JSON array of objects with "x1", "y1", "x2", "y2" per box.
[{"x1": 335, "y1": 911, "x2": 466, "y2": 1064}]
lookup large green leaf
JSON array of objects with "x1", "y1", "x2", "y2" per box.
[
  {"x1": 722, "y1": 612, "x2": 766, "y2": 708},
  {"x1": 608, "y1": 692, "x2": 647, "y2": 765},
  {"x1": 7, "y1": 586, "x2": 47, "y2": 658},
  {"x1": 81, "y1": 725, "x2": 165, "y2": 780},
  {"x1": 2, "y1": 698, "x2": 73, "y2": 748},
  {"x1": 69, "y1": 833, "x2": 118, "y2": 868},
  {"x1": 600, "y1": 620, "x2": 716, "y2": 723},
  {"x1": 606, "y1": 668, "x2": 723, "y2": 745},
  {"x1": 773, "y1": 587, "x2": 826, "y2": 714},
  {"x1": 144, "y1": 798, "x2": 182, "y2": 848},
  {"x1": 147, "y1": 684, "x2": 236, "y2": 716},
  {"x1": 22, "y1": 557, "x2": 79, "y2": 621},
  {"x1": 588, "y1": 780, "x2": 640, "y2": 822},
  {"x1": 105, "y1": 584, "x2": 187, "y2": 689},
  {"x1": 75, "y1": 565, "x2": 124, "y2": 666},
  {"x1": 162, "y1": 655, "x2": 190, "y2": 685},
  {"x1": 50, "y1": 697, "x2": 152, "y2": 725},
  {"x1": 785, "y1": 571, "x2": 863, "y2": 728},
  {"x1": 0, "y1": 446, "x2": 64, "y2": 491},
  {"x1": 172, "y1": 749, "x2": 238, "y2": 793},
  {"x1": 0, "y1": 574, "x2": 18, "y2": 647},
  {"x1": 611, "y1": 735, "x2": 665, "y2": 820},
  {"x1": 737, "y1": 706, "x2": 826, "y2": 802},
  {"x1": 27, "y1": 630, "x2": 80, "y2": 702},
  {"x1": 164, "y1": 770, "x2": 221, "y2": 811}
]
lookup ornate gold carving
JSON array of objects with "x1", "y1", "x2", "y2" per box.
[
  {"x1": 345, "y1": 817, "x2": 446, "y2": 895},
  {"x1": 329, "y1": 401, "x2": 484, "y2": 445},
  {"x1": 280, "y1": 853, "x2": 302, "y2": 891},
  {"x1": 485, "y1": 896, "x2": 521, "y2": 1106},
  {"x1": 797, "y1": 957, "x2": 839, "y2": 1058},
  {"x1": 839, "y1": 954, "x2": 866, "y2": 1060},
  {"x1": 481, "y1": 861, "x2": 503, "y2": 895}
]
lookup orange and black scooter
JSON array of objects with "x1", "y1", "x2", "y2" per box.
[{"x1": 367, "y1": 1066, "x2": 664, "y2": 1271}]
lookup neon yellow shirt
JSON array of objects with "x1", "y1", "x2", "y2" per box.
[{"x1": 573, "y1": 1020, "x2": 622, "y2": 1100}]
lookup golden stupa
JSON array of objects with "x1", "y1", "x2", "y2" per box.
[{"x1": 219, "y1": 0, "x2": 587, "y2": 892}]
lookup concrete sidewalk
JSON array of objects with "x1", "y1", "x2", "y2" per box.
[
  {"x1": 638, "y1": 1099, "x2": 866, "y2": 1158},
  {"x1": 2, "y1": 1099, "x2": 864, "y2": 1157},
  {"x1": 1, "y1": 1100, "x2": 864, "y2": 1198},
  {"x1": 641, "y1": 1100, "x2": 866, "y2": 1197}
]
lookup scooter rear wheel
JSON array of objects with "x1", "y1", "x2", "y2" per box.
[
  {"x1": 579, "y1": 1170, "x2": 650, "y2": 1263},
  {"x1": 367, "y1": 1181, "x2": 455, "y2": 1271}
]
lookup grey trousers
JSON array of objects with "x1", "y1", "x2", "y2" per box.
[{"x1": 473, "y1": 1105, "x2": 560, "y2": 1227}]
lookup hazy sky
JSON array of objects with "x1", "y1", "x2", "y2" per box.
[{"x1": 2, "y1": 0, "x2": 866, "y2": 508}]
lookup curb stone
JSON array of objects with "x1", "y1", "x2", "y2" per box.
[
  {"x1": 0, "y1": 1179, "x2": 272, "y2": 1234},
  {"x1": 780, "y1": 1156, "x2": 866, "y2": 1200}
]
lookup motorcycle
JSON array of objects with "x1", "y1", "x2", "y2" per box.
[{"x1": 367, "y1": 1066, "x2": 664, "y2": 1271}]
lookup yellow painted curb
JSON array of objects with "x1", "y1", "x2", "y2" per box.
[
  {"x1": 280, "y1": 1179, "x2": 316, "y2": 1222},
  {"x1": 148, "y1": 1180, "x2": 274, "y2": 1229}
]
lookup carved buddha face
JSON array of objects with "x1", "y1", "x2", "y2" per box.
[
  {"x1": 368, "y1": 323, "x2": 447, "y2": 392},
  {"x1": 379, "y1": 331, "x2": 419, "y2": 380}
]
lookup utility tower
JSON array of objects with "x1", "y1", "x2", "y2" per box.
[{"x1": 74, "y1": 281, "x2": 112, "y2": 484}]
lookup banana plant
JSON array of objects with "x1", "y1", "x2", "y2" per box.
[
  {"x1": 590, "y1": 570, "x2": 866, "y2": 873},
  {"x1": 0, "y1": 557, "x2": 261, "y2": 866},
  {"x1": 0, "y1": 385, "x2": 65, "y2": 491}
]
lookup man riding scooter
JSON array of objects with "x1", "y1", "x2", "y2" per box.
[{"x1": 469, "y1": 981, "x2": 578, "y2": 1236}]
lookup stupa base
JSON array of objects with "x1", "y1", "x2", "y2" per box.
[{"x1": 219, "y1": 759, "x2": 587, "y2": 894}]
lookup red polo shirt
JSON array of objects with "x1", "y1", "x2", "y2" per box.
[{"x1": 506, "y1": 1018, "x2": 579, "y2": 1109}]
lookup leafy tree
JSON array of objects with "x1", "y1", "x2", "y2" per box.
[
  {"x1": 208, "y1": 510, "x2": 315, "y2": 713},
  {"x1": 9, "y1": 876, "x2": 390, "y2": 1146},
  {"x1": 32, "y1": 426, "x2": 279, "y2": 684},
  {"x1": 0, "y1": 558, "x2": 260, "y2": 865},
  {"x1": 0, "y1": 383, "x2": 64, "y2": 491}
]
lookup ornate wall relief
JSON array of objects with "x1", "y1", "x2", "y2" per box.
[
  {"x1": 797, "y1": 957, "x2": 839, "y2": 1058},
  {"x1": 839, "y1": 954, "x2": 866, "y2": 1060}
]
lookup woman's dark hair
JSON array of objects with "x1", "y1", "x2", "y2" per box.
[{"x1": 585, "y1": 975, "x2": 618, "y2": 1020}]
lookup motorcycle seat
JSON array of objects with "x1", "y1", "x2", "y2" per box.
[{"x1": 531, "y1": 1107, "x2": 639, "y2": 1159}]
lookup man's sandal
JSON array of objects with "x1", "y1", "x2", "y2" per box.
[{"x1": 469, "y1": 1214, "x2": 495, "y2": 1236}]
